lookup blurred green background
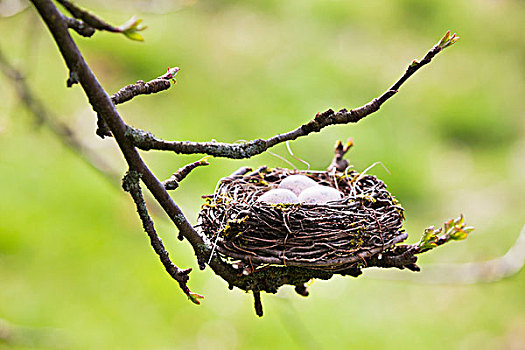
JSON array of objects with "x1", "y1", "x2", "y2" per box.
[{"x1": 1, "y1": 0, "x2": 524, "y2": 349}]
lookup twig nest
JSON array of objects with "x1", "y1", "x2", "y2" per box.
[
  {"x1": 298, "y1": 185, "x2": 342, "y2": 204},
  {"x1": 198, "y1": 167, "x2": 406, "y2": 278},
  {"x1": 278, "y1": 174, "x2": 318, "y2": 196},
  {"x1": 257, "y1": 188, "x2": 299, "y2": 204}
]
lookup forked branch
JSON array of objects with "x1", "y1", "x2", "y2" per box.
[
  {"x1": 31, "y1": 0, "x2": 209, "y2": 273},
  {"x1": 122, "y1": 170, "x2": 203, "y2": 304},
  {"x1": 163, "y1": 157, "x2": 210, "y2": 191},
  {"x1": 97, "y1": 67, "x2": 180, "y2": 137}
]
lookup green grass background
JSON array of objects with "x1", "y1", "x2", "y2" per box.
[{"x1": 1, "y1": 0, "x2": 524, "y2": 349}]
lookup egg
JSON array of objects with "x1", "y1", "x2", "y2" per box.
[
  {"x1": 257, "y1": 189, "x2": 299, "y2": 204},
  {"x1": 298, "y1": 185, "x2": 343, "y2": 204},
  {"x1": 278, "y1": 175, "x2": 318, "y2": 196}
]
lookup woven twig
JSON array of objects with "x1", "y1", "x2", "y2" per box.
[{"x1": 198, "y1": 168, "x2": 406, "y2": 272}]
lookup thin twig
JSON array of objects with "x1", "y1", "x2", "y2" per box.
[
  {"x1": 30, "y1": 0, "x2": 250, "y2": 295},
  {"x1": 56, "y1": 0, "x2": 120, "y2": 32},
  {"x1": 253, "y1": 291, "x2": 263, "y2": 317},
  {"x1": 366, "y1": 224, "x2": 525, "y2": 284},
  {"x1": 64, "y1": 16, "x2": 95, "y2": 37},
  {"x1": 129, "y1": 34, "x2": 457, "y2": 159},
  {"x1": 27, "y1": 0, "x2": 466, "y2": 307},
  {"x1": 97, "y1": 67, "x2": 179, "y2": 138},
  {"x1": 111, "y1": 67, "x2": 179, "y2": 105},
  {"x1": 327, "y1": 138, "x2": 353, "y2": 172},
  {"x1": 30, "y1": 0, "x2": 209, "y2": 263},
  {"x1": 56, "y1": 0, "x2": 146, "y2": 41},
  {"x1": 163, "y1": 156, "x2": 210, "y2": 190},
  {"x1": 122, "y1": 170, "x2": 197, "y2": 300}
]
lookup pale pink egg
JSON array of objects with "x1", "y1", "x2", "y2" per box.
[
  {"x1": 278, "y1": 175, "x2": 318, "y2": 196},
  {"x1": 298, "y1": 185, "x2": 342, "y2": 204},
  {"x1": 257, "y1": 189, "x2": 300, "y2": 204}
]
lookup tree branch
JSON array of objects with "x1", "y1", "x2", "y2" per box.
[
  {"x1": 97, "y1": 67, "x2": 180, "y2": 138},
  {"x1": 364, "y1": 245, "x2": 420, "y2": 272},
  {"x1": 129, "y1": 32, "x2": 458, "y2": 159},
  {"x1": 28, "y1": 0, "x2": 465, "y2": 311},
  {"x1": 253, "y1": 291, "x2": 263, "y2": 317},
  {"x1": 29, "y1": 0, "x2": 251, "y2": 298},
  {"x1": 163, "y1": 156, "x2": 210, "y2": 191},
  {"x1": 122, "y1": 170, "x2": 202, "y2": 302},
  {"x1": 56, "y1": 0, "x2": 120, "y2": 33},
  {"x1": 327, "y1": 138, "x2": 354, "y2": 172},
  {"x1": 111, "y1": 67, "x2": 179, "y2": 106},
  {"x1": 56, "y1": 0, "x2": 146, "y2": 41},
  {"x1": 64, "y1": 16, "x2": 95, "y2": 37},
  {"x1": 30, "y1": 0, "x2": 208, "y2": 265},
  {"x1": 366, "y1": 225, "x2": 525, "y2": 284}
]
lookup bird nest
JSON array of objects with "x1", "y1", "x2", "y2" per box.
[{"x1": 198, "y1": 166, "x2": 407, "y2": 273}]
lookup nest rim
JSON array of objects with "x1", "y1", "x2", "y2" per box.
[{"x1": 199, "y1": 167, "x2": 406, "y2": 272}]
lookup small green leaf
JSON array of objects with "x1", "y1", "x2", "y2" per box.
[
  {"x1": 450, "y1": 230, "x2": 468, "y2": 240},
  {"x1": 449, "y1": 36, "x2": 459, "y2": 45},
  {"x1": 118, "y1": 16, "x2": 147, "y2": 41},
  {"x1": 418, "y1": 215, "x2": 473, "y2": 251},
  {"x1": 418, "y1": 225, "x2": 439, "y2": 250},
  {"x1": 438, "y1": 30, "x2": 451, "y2": 46},
  {"x1": 443, "y1": 219, "x2": 454, "y2": 232},
  {"x1": 453, "y1": 214, "x2": 465, "y2": 227},
  {"x1": 437, "y1": 30, "x2": 459, "y2": 49},
  {"x1": 188, "y1": 292, "x2": 204, "y2": 305},
  {"x1": 463, "y1": 226, "x2": 475, "y2": 233},
  {"x1": 199, "y1": 156, "x2": 211, "y2": 166},
  {"x1": 119, "y1": 16, "x2": 144, "y2": 32},
  {"x1": 123, "y1": 31, "x2": 144, "y2": 41}
]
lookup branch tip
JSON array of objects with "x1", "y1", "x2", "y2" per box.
[
  {"x1": 163, "y1": 157, "x2": 211, "y2": 190},
  {"x1": 132, "y1": 31, "x2": 458, "y2": 159},
  {"x1": 118, "y1": 16, "x2": 147, "y2": 41},
  {"x1": 163, "y1": 66, "x2": 180, "y2": 84},
  {"x1": 294, "y1": 284, "x2": 309, "y2": 297},
  {"x1": 328, "y1": 138, "x2": 354, "y2": 171},
  {"x1": 110, "y1": 68, "x2": 179, "y2": 106},
  {"x1": 253, "y1": 291, "x2": 263, "y2": 317},
  {"x1": 188, "y1": 292, "x2": 205, "y2": 305},
  {"x1": 438, "y1": 30, "x2": 459, "y2": 49},
  {"x1": 417, "y1": 214, "x2": 473, "y2": 253}
]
